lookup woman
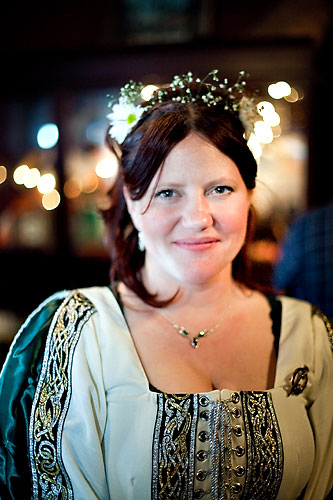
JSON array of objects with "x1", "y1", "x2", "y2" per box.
[{"x1": 0, "y1": 70, "x2": 332, "y2": 500}]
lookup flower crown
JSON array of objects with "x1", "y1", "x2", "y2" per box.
[{"x1": 107, "y1": 70, "x2": 258, "y2": 145}]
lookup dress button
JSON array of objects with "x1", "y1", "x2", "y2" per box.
[
  {"x1": 235, "y1": 465, "x2": 245, "y2": 477},
  {"x1": 199, "y1": 396, "x2": 210, "y2": 407},
  {"x1": 231, "y1": 392, "x2": 240, "y2": 404},
  {"x1": 198, "y1": 430, "x2": 209, "y2": 442},
  {"x1": 232, "y1": 425, "x2": 242, "y2": 437},
  {"x1": 200, "y1": 410, "x2": 209, "y2": 421},
  {"x1": 235, "y1": 445, "x2": 245, "y2": 457},
  {"x1": 232, "y1": 483, "x2": 242, "y2": 493},
  {"x1": 196, "y1": 450, "x2": 208, "y2": 461},
  {"x1": 196, "y1": 469, "x2": 207, "y2": 481},
  {"x1": 194, "y1": 490, "x2": 205, "y2": 499},
  {"x1": 231, "y1": 407, "x2": 241, "y2": 418}
]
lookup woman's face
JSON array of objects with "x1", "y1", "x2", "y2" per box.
[{"x1": 125, "y1": 133, "x2": 252, "y2": 291}]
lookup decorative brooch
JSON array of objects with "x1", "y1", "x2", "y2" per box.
[
  {"x1": 107, "y1": 70, "x2": 259, "y2": 144},
  {"x1": 287, "y1": 365, "x2": 309, "y2": 397}
]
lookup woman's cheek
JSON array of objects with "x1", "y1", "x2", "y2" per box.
[
  {"x1": 217, "y1": 204, "x2": 248, "y2": 229},
  {"x1": 142, "y1": 207, "x2": 176, "y2": 236}
]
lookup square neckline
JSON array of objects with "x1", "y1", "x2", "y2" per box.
[{"x1": 107, "y1": 285, "x2": 283, "y2": 396}]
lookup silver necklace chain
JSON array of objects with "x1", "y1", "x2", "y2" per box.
[{"x1": 160, "y1": 303, "x2": 233, "y2": 348}]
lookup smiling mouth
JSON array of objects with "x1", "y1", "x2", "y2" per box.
[{"x1": 173, "y1": 239, "x2": 219, "y2": 250}]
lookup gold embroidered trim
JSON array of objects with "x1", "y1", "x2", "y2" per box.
[
  {"x1": 29, "y1": 291, "x2": 96, "y2": 499},
  {"x1": 312, "y1": 305, "x2": 333, "y2": 352},
  {"x1": 241, "y1": 391, "x2": 283, "y2": 499},
  {"x1": 152, "y1": 393, "x2": 198, "y2": 499}
]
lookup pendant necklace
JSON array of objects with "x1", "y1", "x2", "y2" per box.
[{"x1": 160, "y1": 302, "x2": 233, "y2": 348}]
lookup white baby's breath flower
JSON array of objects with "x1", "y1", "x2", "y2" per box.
[{"x1": 107, "y1": 103, "x2": 144, "y2": 144}]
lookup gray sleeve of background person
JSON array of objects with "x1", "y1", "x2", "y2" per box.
[{"x1": 273, "y1": 217, "x2": 305, "y2": 293}]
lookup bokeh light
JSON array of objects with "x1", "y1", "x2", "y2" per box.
[
  {"x1": 86, "y1": 121, "x2": 106, "y2": 145},
  {"x1": 247, "y1": 133, "x2": 262, "y2": 161},
  {"x1": 257, "y1": 101, "x2": 280, "y2": 127},
  {"x1": 257, "y1": 101, "x2": 275, "y2": 116},
  {"x1": 268, "y1": 81, "x2": 291, "y2": 99},
  {"x1": 284, "y1": 88, "x2": 299, "y2": 103},
  {"x1": 64, "y1": 177, "x2": 82, "y2": 199},
  {"x1": 272, "y1": 125, "x2": 282, "y2": 138},
  {"x1": 42, "y1": 189, "x2": 61, "y2": 210},
  {"x1": 254, "y1": 121, "x2": 273, "y2": 144},
  {"x1": 82, "y1": 172, "x2": 99, "y2": 193},
  {"x1": 13, "y1": 164, "x2": 30, "y2": 185},
  {"x1": 37, "y1": 173, "x2": 56, "y2": 194},
  {"x1": 141, "y1": 85, "x2": 159, "y2": 101},
  {"x1": 263, "y1": 111, "x2": 280, "y2": 127},
  {"x1": 0, "y1": 165, "x2": 7, "y2": 184},
  {"x1": 95, "y1": 157, "x2": 118, "y2": 179},
  {"x1": 23, "y1": 168, "x2": 40, "y2": 188},
  {"x1": 37, "y1": 123, "x2": 59, "y2": 149}
]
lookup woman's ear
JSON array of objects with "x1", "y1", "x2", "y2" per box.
[
  {"x1": 123, "y1": 185, "x2": 133, "y2": 211},
  {"x1": 123, "y1": 186, "x2": 141, "y2": 231}
]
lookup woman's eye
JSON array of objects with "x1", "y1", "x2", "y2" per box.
[
  {"x1": 210, "y1": 185, "x2": 233, "y2": 195},
  {"x1": 155, "y1": 189, "x2": 176, "y2": 198}
]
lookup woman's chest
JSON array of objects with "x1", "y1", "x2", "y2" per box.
[{"x1": 129, "y1": 314, "x2": 277, "y2": 393}]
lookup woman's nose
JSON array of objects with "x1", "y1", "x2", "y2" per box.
[{"x1": 181, "y1": 196, "x2": 213, "y2": 230}]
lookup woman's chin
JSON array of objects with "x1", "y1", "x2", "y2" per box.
[{"x1": 173, "y1": 264, "x2": 232, "y2": 288}]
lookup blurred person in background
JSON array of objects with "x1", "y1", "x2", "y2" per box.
[
  {"x1": 0, "y1": 70, "x2": 332, "y2": 499},
  {"x1": 274, "y1": 201, "x2": 333, "y2": 318}
]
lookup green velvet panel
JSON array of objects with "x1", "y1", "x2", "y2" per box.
[{"x1": 0, "y1": 292, "x2": 67, "y2": 500}]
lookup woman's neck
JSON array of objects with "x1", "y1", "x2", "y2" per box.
[{"x1": 140, "y1": 264, "x2": 243, "y2": 312}]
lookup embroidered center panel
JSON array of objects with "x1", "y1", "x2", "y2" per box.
[
  {"x1": 152, "y1": 393, "x2": 199, "y2": 499},
  {"x1": 29, "y1": 291, "x2": 96, "y2": 499},
  {"x1": 241, "y1": 391, "x2": 283, "y2": 499},
  {"x1": 152, "y1": 391, "x2": 283, "y2": 500}
]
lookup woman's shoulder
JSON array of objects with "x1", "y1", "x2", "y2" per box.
[
  {"x1": 269, "y1": 293, "x2": 317, "y2": 319},
  {"x1": 75, "y1": 285, "x2": 120, "y2": 312},
  {"x1": 33, "y1": 286, "x2": 122, "y2": 327},
  {"x1": 39, "y1": 286, "x2": 127, "y2": 348},
  {"x1": 0, "y1": 287, "x2": 122, "y2": 375},
  {"x1": 277, "y1": 294, "x2": 332, "y2": 353},
  {"x1": 278, "y1": 293, "x2": 332, "y2": 323},
  {"x1": 15, "y1": 287, "x2": 117, "y2": 340}
]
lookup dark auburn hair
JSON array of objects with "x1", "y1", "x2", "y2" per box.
[{"x1": 102, "y1": 86, "x2": 258, "y2": 306}]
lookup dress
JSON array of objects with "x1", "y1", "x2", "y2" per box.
[{"x1": 0, "y1": 286, "x2": 332, "y2": 499}]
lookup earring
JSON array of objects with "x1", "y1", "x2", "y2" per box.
[{"x1": 138, "y1": 231, "x2": 145, "y2": 251}]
